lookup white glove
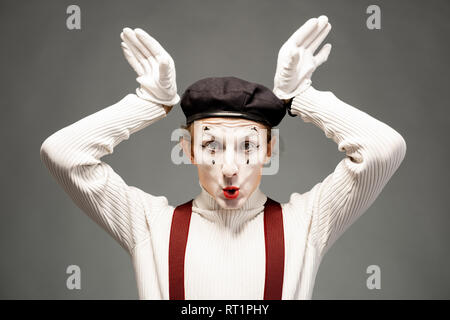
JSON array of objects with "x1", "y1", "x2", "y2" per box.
[
  {"x1": 120, "y1": 27, "x2": 180, "y2": 106},
  {"x1": 273, "y1": 15, "x2": 332, "y2": 100}
]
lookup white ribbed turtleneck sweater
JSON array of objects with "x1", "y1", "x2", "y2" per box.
[
  {"x1": 40, "y1": 86, "x2": 407, "y2": 299},
  {"x1": 193, "y1": 181, "x2": 267, "y2": 229},
  {"x1": 187, "y1": 182, "x2": 269, "y2": 299}
]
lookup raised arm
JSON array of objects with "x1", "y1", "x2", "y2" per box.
[
  {"x1": 274, "y1": 16, "x2": 407, "y2": 258},
  {"x1": 40, "y1": 28, "x2": 179, "y2": 254}
]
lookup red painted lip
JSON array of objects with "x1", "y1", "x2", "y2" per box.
[{"x1": 223, "y1": 186, "x2": 240, "y2": 199}]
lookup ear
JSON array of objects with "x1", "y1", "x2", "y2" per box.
[
  {"x1": 264, "y1": 136, "x2": 277, "y2": 164},
  {"x1": 180, "y1": 136, "x2": 195, "y2": 164}
]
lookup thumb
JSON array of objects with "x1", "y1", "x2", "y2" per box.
[{"x1": 314, "y1": 43, "x2": 332, "y2": 67}]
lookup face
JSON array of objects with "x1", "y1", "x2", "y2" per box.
[{"x1": 181, "y1": 117, "x2": 275, "y2": 209}]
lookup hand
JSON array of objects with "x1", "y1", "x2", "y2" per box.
[
  {"x1": 273, "y1": 15, "x2": 332, "y2": 99},
  {"x1": 120, "y1": 28, "x2": 180, "y2": 108}
]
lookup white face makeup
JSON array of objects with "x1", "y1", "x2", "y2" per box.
[{"x1": 185, "y1": 117, "x2": 272, "y2": 209}]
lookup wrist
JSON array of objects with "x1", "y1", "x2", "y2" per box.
[
  {"x1": 135, "y1": 87, "x2": 180, "y2": 106},
  {"x1": 274, "y1": 79, "x2": 312, "y2": 101},
  {"x1": 294, "y1": 79, "x2": 312, "y2": 96},
  {"x1": 284, "y1": 98, "x2": 297, "y2": 117},
  {"x1": 162, "y1": 105, "x2": 173, "y2": 114}
]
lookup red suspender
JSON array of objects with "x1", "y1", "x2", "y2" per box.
[
  {"x1": 168, "y1": 197, "x2": 284, "y2": 300},
  {"x1": 168, "y1": 200, "x2": 193, "y2": 300},
  {"x1": 263, "y1": 198, "x2": 285, "y2": 300}
]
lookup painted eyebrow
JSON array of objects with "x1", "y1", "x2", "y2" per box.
[
  {"x1": 200, "y1": 127, "x2": 223, "y2": 139},
  {"x1": 199, "y1": 126, "x2": 261, "y2": 140},
  {"x1": 237, "y1": 127, "x2": 260, "y2": 139}
]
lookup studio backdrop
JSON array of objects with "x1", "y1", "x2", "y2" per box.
[{"x1": 0, "y1": 0, "x2": 448, "y2": 299}]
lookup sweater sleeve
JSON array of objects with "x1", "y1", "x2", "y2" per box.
[
  {"x1": 287, "y1": 86, "x2": 407, "y2": 258},
  {"x1": 39, "y1": 94, "x2": 169, "y2": 254}
]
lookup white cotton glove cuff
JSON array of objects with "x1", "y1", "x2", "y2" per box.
[
  {"x1": 273, "y1": 79, "x2": 312, "y2": 100},
  {"x1": 136, "y1": 86, "x2": 180, "y2": 106}
]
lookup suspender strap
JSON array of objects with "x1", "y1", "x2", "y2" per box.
[
  {"x1": 168, "y1": 199, "x2": 193, "y2": 300},
  {"x1": 263, "y1": 197, "x2": 285, "y2": 300},
  {"x1": 168, "y1": 197, "x2": 284, "y2": 300}
]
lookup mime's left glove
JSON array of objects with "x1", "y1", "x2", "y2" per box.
[
  {"x1": 120, "y1": 28, "x2": 180, "y2": 107},
  {"x1": 273, "y1": 15, "x2": 332, "y2": 100}
]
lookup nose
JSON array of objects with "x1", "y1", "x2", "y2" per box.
[{"x1": 221, "y1": 147, "x2": 238, "y2": 178}]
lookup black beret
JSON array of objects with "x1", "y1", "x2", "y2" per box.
[{"x1": 180, "y1": 76, "x2": 286, "y2": 127}]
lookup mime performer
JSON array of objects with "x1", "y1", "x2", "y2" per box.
[{"x1": 40, "y1": 16, "x2": 407, "y2": 299}]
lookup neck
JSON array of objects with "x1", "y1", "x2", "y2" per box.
[{"x1": 192, "y1": 181, "x2": 267, "y2": 230}]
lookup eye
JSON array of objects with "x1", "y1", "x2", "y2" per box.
[
  {"x1": 240, "y1": 141, "x2": 259, "y2": 153},
  {"x1": 202, "y1": 140, "x2": 222, "y2": 153}
]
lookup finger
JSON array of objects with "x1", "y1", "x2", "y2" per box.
[
  {"x1": 134, "y1": 28, "x2": 168, "y2": 60},
  {"x1": 159, "y1": 57, "x2": 172, "y2": 88},
  {"x1": 308, "y1": 22, "x2": 331, "y2": 53},
  {"x1": 122, "y1": 28, "x2": 151, "y2": 60},
  {"x1": 126, "y1": 28, "x2": 153, "y2": 58},
  {"x1": 303, "y1": 15, "x2": 329, "y2": 48},
  {"x1": 121, "y1": 41, "x2": 144, "y2": 75},
  {"x1": 122, "y1": 30, "x2": 153, "y2": 74},
  {"x1": 121, "y1": 28, "x2": 148, "y2": 70},
  {"x1": 317, "y1": 15, "x2": 329, "y2": 28},
  {"x1": 313, "y1": 43, "x2": 332, "y2": 67},
  {"x1": 121, "y1": 32, "x2": 145, "y2": 73},
  {"x1": 288, "y1": 18, "x2": 318, "y2": 47}
]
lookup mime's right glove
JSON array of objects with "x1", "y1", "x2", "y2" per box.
[{"x1": 120, "y1": 28, "x2": 180, "y2": 107}]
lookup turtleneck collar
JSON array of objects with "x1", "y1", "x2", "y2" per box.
[{"x1": 192, "y1": 181, "x2": 267, "y2": 230}]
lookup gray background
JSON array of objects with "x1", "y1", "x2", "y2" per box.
[{"x1": 1, "y1": 0, "x2": 448, "y2": 299}]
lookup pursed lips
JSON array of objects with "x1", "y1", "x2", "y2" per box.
[{"x1": 222, "y1": 186, "x2": 240, "y2": 199}]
